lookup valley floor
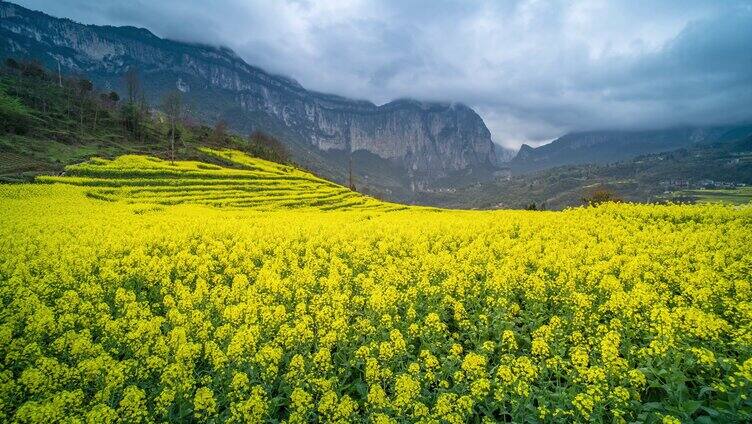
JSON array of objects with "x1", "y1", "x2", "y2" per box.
[{"x1": 666, "y1": 187, "x2": 752, "y2": 205}]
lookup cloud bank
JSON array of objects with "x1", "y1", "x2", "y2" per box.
[{"x1": 14, "y1": 0, "x2": 752, "y2": 148}]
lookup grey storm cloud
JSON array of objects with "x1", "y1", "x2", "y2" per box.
[{"x1": 13, "y1": 0, "x2": 752, "y2": 149}]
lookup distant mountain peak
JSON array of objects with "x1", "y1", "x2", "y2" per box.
[
  {"x1": 518, "y1": 143, "x2": 534, "y2": 152},
  {"x1": 511, "y1": 126, "x2": 752, "y2": 173},
  {"x1": 512, "y1": 143, "x2": 535, "y2": 161},
  {"x1": 106, "y1": 25, "x2": 160, "y2": 41}
]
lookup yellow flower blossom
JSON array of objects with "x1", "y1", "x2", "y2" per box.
[
  {"x1": 1, "y1": 176, "x2": 750, "y2": 423},
  {"x1": 193, "y1": 387, "x2": 216, "y2": 420}
]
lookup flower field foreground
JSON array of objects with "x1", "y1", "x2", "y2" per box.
[{"x1": 0, "y1": 183, "x2": 751, "y2": 423}]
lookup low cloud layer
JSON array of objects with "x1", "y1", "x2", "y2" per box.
[{"x1": 15, "y1": 0, "x2": 752, "y2": 149}]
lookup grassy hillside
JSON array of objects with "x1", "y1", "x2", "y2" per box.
[
  {"x1": 0, "y1": 60, "x2": 293, "y2": 182},
  {"x1": 39, "y1": 148, "x2": 404, "y2": 211}
]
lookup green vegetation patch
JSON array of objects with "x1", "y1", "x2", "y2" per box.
[{"x1": 669, "y1": 187, "x2": 752, "y2": 205}]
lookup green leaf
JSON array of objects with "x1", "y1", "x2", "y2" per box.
[
  {"x1": 642, "y1": 402, "x2": 665, "y2": 411},
  {"x1": 698, "y1": 386, "x2": 714, "y2": 398},
  {"x1": 699, "y1": 406, "x2": 719, "y2": 417},
  {"x1": 682, "y1": 400, "x2": 703, "y2": 415}
]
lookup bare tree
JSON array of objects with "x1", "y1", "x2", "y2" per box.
[
  {"x1": 246, "y1": 131, "x2": 290, "y2": 163},
  {"x1": 124, "y1": 68, "x2": 140, "y2": 104},
  {"x1": 161, "y1": 90, "x2": 183, "y2": 163},
  {"x1": 122, "y1": 68, "x2": 144, "y2": 138},
  {"x1": 209, "y1": 120, "x2": 228, "y2": 145},
  {"x1": 100, "y1": 91, "x2": 119, "y2": 110},
  {"x1": 77, "y1": 78, "x2": 93, "y2": 133},
  {"x1": 349, "y1": 154, "x2": 356, "y2": 191}
]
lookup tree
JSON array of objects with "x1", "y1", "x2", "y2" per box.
[
  {"x1": 77, "y1": 79, "x2": 93, "y2": 94},
  {"x1": 4, "y1": 58, "x2": 20, "y2": 86},
  {"x1": 19, "y1": 60, "x2": 45, "y2": 79},
  {"x1": 124, "y1": 68, "x2": 140, "y2": 104},
  {"x1": 246, "y1": 131, "x2": 290, "y2": 163},
  {"x1": 100, "y1": 91, "x2": 119, "y2": 110},
  {"x1": 0, "y1": 88, "x2": 32, "y2": 134},
  {"x1": 4, "y1": 58, "x2": 19, "y2": 70},
  {"x1": 161, "y1": 90, "x2": 183, "y2": 163},
  {"x1": 582, "y1": 187, "x2": 622, "y2": 206},
  {"x1": 78, "y1": 78, "x2": 93, "y2": 131},
  {"x1": 348, "y1": 154, "x2": 356, "y2": 191},
  {"x1": 210, "y1": 120, "x2": 228, "y2": 145},
  {"x1": 122, "y1": 68, "x2": 143, "y2": 138}
]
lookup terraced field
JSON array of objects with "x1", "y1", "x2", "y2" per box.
[{"x1": 38, "y1": 148, "x2": 405, "y2": 211}]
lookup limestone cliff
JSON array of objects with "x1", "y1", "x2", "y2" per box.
[{"x1": 0, "y1": 1, "x2": 498, "y2": 195}]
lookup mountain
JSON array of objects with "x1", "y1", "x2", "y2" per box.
[
  {"x1": 511, "y1": 126, "x2": 752, "y2": 174},
  {"x1": 419, "y1": 135, "x2": 752, "y2": 210},
  {"x1": 0, "y1": 1, "x2": 498, "y2": 200},
  {"x1": 492, "y1": 143, "x2": 516, "y2": 163}
]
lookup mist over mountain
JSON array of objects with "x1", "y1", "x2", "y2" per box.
[
  {"x1": 493, "y1": 143, "x2": 517, "y2": 164},
  {"x1": 511, "y1": 126, "x2": 752, "y2": 173},
  {"x1": 0, "y1": 1, "x2": 499, "y2": 199},
  {"x1": 8, "y1": 0, "x2": 752, "y2": 150}
]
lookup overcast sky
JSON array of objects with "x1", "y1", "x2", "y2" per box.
[{"x1": 14, "y1": 0, "x2": 752, "y2": 149}]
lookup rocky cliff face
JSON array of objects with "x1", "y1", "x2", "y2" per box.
[
  {"x1": 493, "y1": 143, "x2": 517, "y2": 163},
  {"x1": 0, "y1": 2, "x2": 497, "y2": 191}
]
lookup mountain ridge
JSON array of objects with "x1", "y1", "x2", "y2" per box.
[
  {"x1": 511, "y1": 126, "x2": 752, "y2": 173},
  {"x1": 0, "y1": 1, "x2": 498, "y2": 199}
]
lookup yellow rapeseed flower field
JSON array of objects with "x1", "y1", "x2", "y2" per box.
[{"x1": 0, "y1": 151, "x2": 751, "y2": 423}]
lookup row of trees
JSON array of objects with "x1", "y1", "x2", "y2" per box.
[
  {"x1": 522, "y1": 187, "x2": 622, "y2": 210},
  {"x1": 2, "y1": 58, "x2": 290, "y2": 166},
  {"x1": 4, "y1": 60, "x2": 186, "y2": 158},
  {"x1": 127, "y1": 67, "x2": 289, "y2": 164},
  {"x1": 4, "y1": 58, "x2": 121, "y2": 136}
]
